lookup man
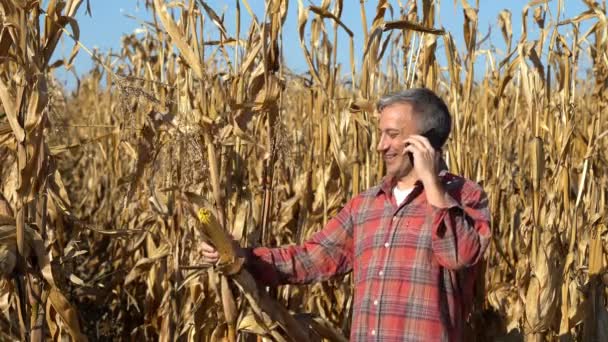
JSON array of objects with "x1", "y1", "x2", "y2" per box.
[{"x1": 202, "y1": 88, "x2": 491, "y2": 341}]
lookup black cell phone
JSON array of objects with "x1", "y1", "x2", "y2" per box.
[{"x1": 423, "y1": 128, "x2": 441, "y2": 150}]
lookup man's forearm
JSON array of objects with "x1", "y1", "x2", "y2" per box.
[{"x1": 429, "y1": 187, "x2": 491, "y2": 270}]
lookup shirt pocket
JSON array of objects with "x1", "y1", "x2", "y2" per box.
[{"x1": 389, "y1": 216, "x2": 434, "y2": 271}]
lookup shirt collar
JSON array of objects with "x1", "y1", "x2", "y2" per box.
[{"x1": 375, "y1": 169, "x2": 450, "y2": 196}]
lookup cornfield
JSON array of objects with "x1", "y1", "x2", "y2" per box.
[{"x1": 0, "y1": 0, "x2": 607, "y2": 340}]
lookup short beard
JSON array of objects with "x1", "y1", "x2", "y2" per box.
[{"x1": 387, "y1": 161, "x2": 413, "y2": 181}]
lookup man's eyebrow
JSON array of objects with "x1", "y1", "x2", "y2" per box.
[{"x1": 380, "y1": 128, "x2": 401, "y2": 133}]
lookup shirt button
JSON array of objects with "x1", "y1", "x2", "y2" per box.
[
  {"x1": 378, "y1": 270, "x2": 384, "y2": 277},
  {"x1": 371, "y1": 329, "x2": 376, "y2": 336},
  {"x1": 373, "y1": 299, "x2": 379, "y2": 306},
  {"x1": 384, "y1": 242, "x2": 390, "y2": 248}
]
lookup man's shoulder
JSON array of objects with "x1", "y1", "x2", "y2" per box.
[
  {"x1": 440, "y1": 171, "x2": 486, "y2": 198},
  {"x1": 358, "y1": 184, "x2": 383, "y2": 198},
  {"x1": 343, "y1": 184, "x2": 383, "y2": 212}
]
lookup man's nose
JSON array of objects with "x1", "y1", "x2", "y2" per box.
[{"x1": 377, "y1": 134, "x2": 388, "y2": 152}]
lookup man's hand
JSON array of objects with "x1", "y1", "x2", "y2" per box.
[
  {"x1": 202, "y1": 239, "x2": 246, "y2": 264},
  {"x1": 403, "y1": 135, "x2": 450, "y2": 208},
  {"x1": 201, "y1": 241, "x2": 220, "y2": 264},
  {"x1": 403, "y1": 134, "x2": 439, "y2": 182}
]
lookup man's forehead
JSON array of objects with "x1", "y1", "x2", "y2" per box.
[{"x1": 378, "y1": 106, "x2": 417, "y2": 121}]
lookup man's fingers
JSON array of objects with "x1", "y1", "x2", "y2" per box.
[
  {"x1": 201, "y1": 241, "x2": 217, "y2": 253},
  {"x1": 201, "y1": 241, "x2": 220, "y2": 263},
  {"x1": 202, "y1": 250, "x2": 219, "y2": 257},
  {"x1": 403, "y1": 144, "x2": 420, "y2": 157},
  {"x1": 403, "y1": 138, "x2": 422, "y2": 152},
  {"x1": 403, "y1": 138, "x2": 424, "y2": 153},
  {"x1": 202, "y1": 250, "x2": 220, "y2": 263},
  {"x1": 406, "y1": 135, "x2": 433, "y2": 153},
  {"x1": 411, "y1": 134, "x2": 435, "y2": 152}
]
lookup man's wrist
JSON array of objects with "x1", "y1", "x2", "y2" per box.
[{"x1": 423, "y1": 175, "x2": 451, "y2": 208}]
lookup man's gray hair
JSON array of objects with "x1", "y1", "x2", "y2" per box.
[{"x1": 376, "y1": 88, "x2": 452, "y2": 149}]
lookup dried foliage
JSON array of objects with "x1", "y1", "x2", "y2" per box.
[{"x1": 0, "y1": 0, "x2": 607, "y2": 341}]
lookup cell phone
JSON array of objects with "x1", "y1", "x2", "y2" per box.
[{"x1": 423, "y1": 128, "x2": 442, "y2": 150}]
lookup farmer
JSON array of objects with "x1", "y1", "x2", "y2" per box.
[{"x1": 202, "y1": 88, "x2": 491, "y2": 341}]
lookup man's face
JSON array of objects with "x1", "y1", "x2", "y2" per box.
[{"x1": 376, "y1": 103, "x2": 420, "y2": 180}]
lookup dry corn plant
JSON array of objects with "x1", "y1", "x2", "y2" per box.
[
  {"x1": 1, "y1": 0, "x2": 608, "y2": 341},
  {"x1": 0, "y1": 0, "x2": 90, "y2": 341}
]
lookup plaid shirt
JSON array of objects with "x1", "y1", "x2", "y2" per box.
[{"x1": 247, "y1": 171, "x2": 491, "y2": 341}]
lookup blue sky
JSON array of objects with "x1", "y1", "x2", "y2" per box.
[{"x1": 56, "y1": 0, "x2": 590, "y2": 87}]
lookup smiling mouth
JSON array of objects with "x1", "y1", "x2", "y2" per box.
[{"x1": 384, "y1": 153, "x2": 398, "y2": 162}]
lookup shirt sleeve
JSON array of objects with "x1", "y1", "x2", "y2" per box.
[
  {"x1": 244, "y1": 199, "x2": 355, "y2": 286},
  {"x1": 430, "y1": 180, "x2": 491, "y2": 270}
]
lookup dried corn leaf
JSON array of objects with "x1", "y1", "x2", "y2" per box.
[
  {"x1": 154, "y1": 0, "x2": 203, "y2": 79},
  {"x1": 47, "y1": 287, "x2": 88, "y2": 342}
]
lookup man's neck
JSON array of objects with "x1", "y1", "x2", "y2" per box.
[{"x1": 395, "y1": 171, "x2": 419, "y2": 189}]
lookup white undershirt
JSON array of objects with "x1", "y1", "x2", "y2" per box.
[{"x1": 393, "y1": 187, "x2": 414, "y2": 206}]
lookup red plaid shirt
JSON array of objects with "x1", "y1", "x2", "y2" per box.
[{"x1": 247, "y1": 171, "x2": 491, "y2": 341}]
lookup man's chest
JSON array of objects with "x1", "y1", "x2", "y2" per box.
[{"x1": 351, "y1": 197, "x2": 435, "y2": 283}]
